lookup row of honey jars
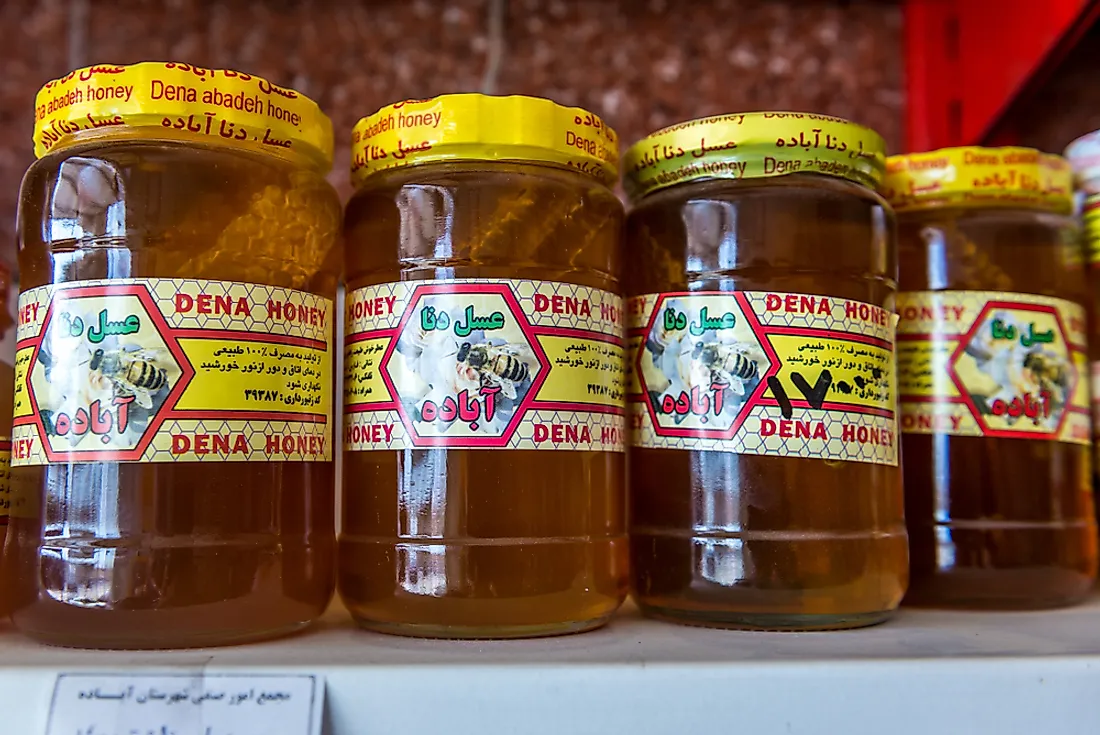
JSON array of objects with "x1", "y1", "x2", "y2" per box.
[
  {"x1": 342, "y1": 104, "x2": 1098, "y2": 634},
  {"x1": 3, "y1": 59, "x2": 1097, "y2": 648},
  {"x1": 624, "y1": 134, "x2": 1098, "y2": 622}
]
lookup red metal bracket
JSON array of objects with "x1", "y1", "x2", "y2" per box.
[{"x1": 904, "y1": 0, "x2": 1099, "y2": 152}]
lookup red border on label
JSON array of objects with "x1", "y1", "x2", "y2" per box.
[
  {"x1": 17, "y1": 282, "x2": 332, "y2": 462},
  {"x1": 378, "y1": 282, "x2": 553, "y2": 448},
  {"x1": 634, "y1": 292, "x2": 780, "y2": 441},
  {"x1": 20, "y1": 283, "x2": 197, "y2": 462},
  {"x1": 947, "y1": 300, "x2": 1078, "y2": 440}
]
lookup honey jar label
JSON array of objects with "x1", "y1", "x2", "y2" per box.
[
  {"x1": 12, "y1": 279, "x2": 334, "y2": 465},
  {"x1": 627, "y1": 291, "x2": 898, "y2": 466},
  {"x1": 0, "y1": 439, "x2": 9, "y2": 525},
  {"x1": 1092, "y1": 362, "x2": 1100, "y2": 439},
  {"x1": 897, "y1": 291, "x2": 1090, "y2": 444},
  {"x1": 344, "y1": 280, "x2": 625, "y2": 452}
]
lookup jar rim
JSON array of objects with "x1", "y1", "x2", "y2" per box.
[
  {"x1": 347, "y1": 155, "x2": 618, "y2": 192},
  {"x1": 626, "y1": 168, "x2": 887, "y2": 205},
  {"x1": 622, "y1": 112, "x2": 886, "y2": 200}
]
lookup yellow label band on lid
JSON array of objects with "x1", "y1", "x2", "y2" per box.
[
  {"x1": 34, "y1": 62, "x2": 334, "y2": 169},
  {"x1": 350, "y1": 94, "x2": 619, "y2": 187},
  {"x1": 621, "y1": 112, "x2": 886, "y2": 200},
  {"x1": 883, "y1": 147, "x2": 1073, "y2": 214}
]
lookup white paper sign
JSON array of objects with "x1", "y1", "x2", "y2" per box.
[{"x1": 45, "y1": 673, "x2": 323, "y2": 735}]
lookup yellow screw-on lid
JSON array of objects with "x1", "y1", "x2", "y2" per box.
[
  {"x1": 622, "y1": 112, "x2": 885, "y2": 199},
  {"x1": 34, "y1": 62, "x2": 334, "y2": 170},
  {"x1": 1084, "y1": 193, "x2": 1100, "y2": 263},
  {"x1": 883, "y1": 147, "x2": 1072, "y2": 214},
  {"x1": 350, "y1": 94, "x2": 619, "y2": 187}
]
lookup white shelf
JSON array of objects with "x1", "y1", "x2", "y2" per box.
[{"x1": 4, "y1": 599, "x2": 1100, "y2": 734}]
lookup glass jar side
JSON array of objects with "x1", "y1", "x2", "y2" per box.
[
  {"x1": 897, "y1": 206, "x2": 1098, "y2": 608},
  {"x1": 1086, "y1": 210, "x2": 1100, "y2": 579},
  {"x1": 340, "y1": 161, "x2": 628, "y2": 638},
  {"x1": 0, "y1": 259, "x2": 16, "y2": 616},
  {"x1": 624, "y1": 174, "x2": 908, "y2": 630},
  {"x1": 10, "y1": 139, "x2": 341, "y2": 648}
]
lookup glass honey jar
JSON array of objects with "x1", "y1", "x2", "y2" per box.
[
  {"x1": 9, "y1": 62, "x2": 341, "y2": 648},
  {"x1": 341, "y1": 94, "x2": 627, "y2": 638},
  {"x1": 1087, "y1": 193, "x2": 1100, "y2": 479},
  {"x1": 1064, "y1": 132, "x2": 1100, "y2": 534},
  {"x1": 623, "y1": 113, "x2": 906, "y2": 630},
  {"x1": 0, "y1": 252, "x2": 16, "y2": 617},
  {"x1": 886, "y1": 147, "x2": 1097, "y2": 609}
]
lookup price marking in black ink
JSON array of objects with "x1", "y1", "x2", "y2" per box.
[{"x1": 792, "y1": 370, "x2": 832, "y2": 409}]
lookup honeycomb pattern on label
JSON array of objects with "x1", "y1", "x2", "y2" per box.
[
  {"x1": 345, "y1": 407, "x2": 624, "y2": 451},
  {"x1": 630, "y1": 402, "x2": 896, "y2": 464},
  {"x1": 348, "y1": 280, "x2": 621, "y2": 337},
  {"x1": 149, "y1": 418, "x2": 331, "y2": 462},
  {"x1": 346, "y1": 280, "x2": 404, "y2": 333},
  {"x1": 744, "y1": 292, "x2": 894, "y2": 339},
  {"x1": 19, "y1": 279, "x2": 331, "y2": 341},
  {"x1": 152, "y1": 279, "x2": 330, "y2": 339},
  {"x1": 509, "y1": 410, "x2": 625, "y2": 450},
  {"x1": 898, "y1": 290, "x2": 1088, "y2": 343},
  {"x1": 515, "y1": 280, "x2": 621, "y2": 334}
]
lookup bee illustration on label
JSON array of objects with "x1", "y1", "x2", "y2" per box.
[
  {"x1": 1023, "y1": 350, "x2": 1069, "y2": 405},
  {"x1": 88, "y1": 346, "x2": 172, "y2": 409},
  {"x1": 391, "y1": 296, "x2": 541, "y2": 436},
  {"x1": 963, "y1": 309, "x2": 1070, "y2": 429},
  {"x1": 456, "y1": 342, "x2": 535, "y2": 400},
  {"x1": 27, "y1": 295, "x2": 188, "y2": 452},
  {"x1": 642, "y1": 297, "x2": 765, "y2": 429},
  {"x1": 691, "y1": 340, "x2": 763, "y2": 394}
]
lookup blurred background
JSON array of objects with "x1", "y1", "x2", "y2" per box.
[{"x1": 3, "y1": 0, "x2": 1100, "y2": 239}]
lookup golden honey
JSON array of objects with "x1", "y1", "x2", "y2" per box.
[
  {"x1": 8, "y1": 62, "x2": 340, "y2": 648},
  {"x1": 1065, "y1": 132, "x2": 1100, "y2": 583},
  {"x1": 0, "y1": 256, "x2": 15, "y2": 617},
  {"x1": 340, "y1": 94, "x2": 627, "y2": 638},
  {"x1": 623, "y1": 113, "x2": 907, "y2": 630},
  {"x1": 887, "y1": 147, "x2": 1097, "y2": 608}
]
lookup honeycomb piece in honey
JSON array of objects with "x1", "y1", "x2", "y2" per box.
[
  {"x1": 180, "y1": 174, "x2": 339, "y2": 290},
  {"x1": 463, "y1": 186, "x2": 540, "y2": 261}
]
